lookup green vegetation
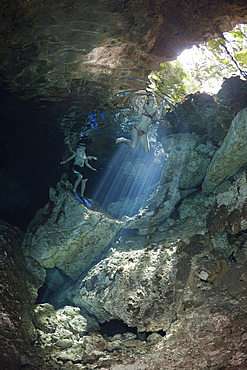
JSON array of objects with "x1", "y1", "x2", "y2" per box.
[{"x1": 148, "y1": 24, "x2": 247, "y2": 103}]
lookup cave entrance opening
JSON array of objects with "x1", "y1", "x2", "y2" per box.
[{"x1": 149, "y1": 23, "x2": 247, "y2": 103}]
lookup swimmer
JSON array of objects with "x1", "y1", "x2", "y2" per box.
[
  {"x1": 116, "y1": 94, "x2": 165, "y2": 153},
  {"x1": 61, "y1": 138, "x2": 97, "y2": 198}
]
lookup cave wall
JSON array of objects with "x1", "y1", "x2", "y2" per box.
[{"x1": 0, "y1": 221, "x2": 44, "y2": 369}]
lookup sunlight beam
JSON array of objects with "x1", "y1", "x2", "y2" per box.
[{"x1": 92, "y1": 138, "x2": 165, "y2": 219}]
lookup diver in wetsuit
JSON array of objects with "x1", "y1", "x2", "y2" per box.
[
  {"x1": 60, "y1": 138, "x2": 97, "y2": 198},
  {"x1": 116, "y1": 94, "x2": 165, "y2": 153}
]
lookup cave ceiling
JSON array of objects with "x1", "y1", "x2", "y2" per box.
[{"x1": 1, "y1": 0, "x2": 247, "y2": 119}]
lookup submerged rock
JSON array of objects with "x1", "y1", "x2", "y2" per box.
[
  {"x1": 68, "y1": 241, "x2": 180, "y2": 332},
  {"x1": 34, "y1": 303, "x2": 107, "y2": 367},
  {"x1": 0, "y1": 220, "x2": 43, "y2": 369},
  {"x1": 34, "y1": 304, "x2": 88, "y2": 343},
  {"x1": 160, "y1": 132, "x2": 217, "y2": 189},
  {"x1": 202, "y1": 107, "x2": 247, "y2": 193},
  {"x1": 121, "y1": 132, "x2": 216, "y2": 231},
  {"x1": 207, "y1": 172, "x2": 247, "y2": 235},
  {"x1": 21, "y1": 181, "x2": 123, "y2": 285}
]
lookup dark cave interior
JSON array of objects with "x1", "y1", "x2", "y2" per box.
[{"x1": 0, "y1": 84, "x2": 65, "y2": 229}]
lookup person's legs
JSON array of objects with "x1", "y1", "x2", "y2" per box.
[
  {"x1": 73, "y1": 174, "x2": 82, "y2": 193},
  {"x1": 80, "y1": 179, "x2": 87, "y2": 198},
  {"x1": 116, "y1": 127, "x2": 138, "y2": 149},
  {"x1": 140, "y1": 134, "x2": 150, "y2": 153}
]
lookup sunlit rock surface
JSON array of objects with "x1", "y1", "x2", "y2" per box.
[
  {"x1": 65, "y1": 182, "x2": 247, "y2": 368},
  {"x1": 120, "y1": 132, "x2": 217, "y2": 231},
  {"x1": 68, "y1": 174, "x2": 247, "y2": 335},
  {"x1": 207, "y1": 172, "x2": 247, "y2": 235},
  {"x1": 34, "y1": 303, "x2": 106, "y2": 366},
  {"x1": 34, "y1": 304, "x2": 87, "y2": 343},
  {"x1": 21, "y1": 179, "x2": 123, "y2": 283},
  {"x1": 69, "y1": 243, "x2": 179, "y2": 331},
  {"x1": 202, "y1": 107, "x2": 247, "y2": 193},
  {"x1": 123, "y1": 181, "x2": 181, "y2": 232}
]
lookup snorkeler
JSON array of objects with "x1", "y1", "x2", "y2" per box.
[
  {"x1": 60, "y1": 137, "x2": 97, "y2": 199},
  {"x1": 116, "y1": 94, "x2": 166, "y2": 153}
]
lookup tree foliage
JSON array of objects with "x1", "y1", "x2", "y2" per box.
[{"x1": 148, "y1": 24, "x2": 247, "y2": 103}]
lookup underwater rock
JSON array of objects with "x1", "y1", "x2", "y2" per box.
[
  {"x1": 122, "y1": 133, "x2": 217, "y2": 232},
  {"x1": 207, "y1": 172, "x2": 247, "y2": 235},
  {"x1": 0, "y1": 220, "x2": 43, "y2": 369},
  {"x1": 61, "y1": 223, "x2": 247, "y2": 369},
  {"x1": 34, "y1": 304, "x2": 87, "y2": 341},
  {"x1": 21, "y1": 182, "x2": 123, "y2": 282},
  {"x1": 34, "y1": 303, "x2": 107, "y2": 366},
  {"x1": 34, "y1": 303, "x2": 58, "y2": 333},
  {"x1": 160, "y1": 132, "x2": 217, "y2": 189},
  {"x1": 107, "y1": 194, "x2": 147, "y2": 220},
  {"x1": 217, "y1": 76, "x2": 247, "y2": 115},
  {"x1": 202, "y1": 107, "x2": 247, "y2": 193},
  {"x1": 123, "y1": 181, "x2": 181, "y2": 232},
  {"x1": 170, "y1": 93, "x2": 232, "y2": 142},
  {"x1": 68, "y1": 241, "x2": 179, "y2": 332}
]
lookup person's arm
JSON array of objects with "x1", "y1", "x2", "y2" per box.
[
  {"x1": 64, "y1": 137, "x2": 74, "y2": 153},
  {"x1": 85, "y1": 158, "x2": 97, "y2": 171},
  {"x1": 87, "y1": 156, "x2": 97, "y2": 161},
  {"x1": 146, "y1": 101, "x2": 165, "y2": 117},
  {"x1": 154, "y1": 101, "x2": 166, "y2": 119},
  {"x1": 60, "y1": 152, "x2": 76, "y2": 165}
]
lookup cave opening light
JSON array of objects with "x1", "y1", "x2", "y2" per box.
[{"x1": 177, "y1": 23, "x2": 247, "y2": 94}]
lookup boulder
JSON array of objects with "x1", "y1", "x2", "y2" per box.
[
  {"x1": 207, "y1": 172, "x2": 247, "y2": 235},
  {"x1": 160, "y1": 132, "x2": 217, "y2": 189},
  {"x1": 22, "y1": 182, "x2": 123, "y2": 282},
  {"x1": 122, "y1": 133, "x2": 217, "y2": 231},
  {"x1": 202, "y1": 107, "x2": 247, "y2": 193},
  {"x1": 69, "y1": 242, "x2": 180, "y2": 332}
]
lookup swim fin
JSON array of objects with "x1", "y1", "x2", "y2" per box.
[
  {"x1": 73, "y1": 192, "x2": 92, "y2": 207},
  {"x1": 81, "y1": 197, "x2": 92, "y2": 207}
]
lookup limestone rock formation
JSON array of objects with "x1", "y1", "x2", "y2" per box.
[
  {"x1": 207, "y1": 172, "x2": 247, "y2": 235},
  {"x1": 69, "y1": 243, "x2": 179, "y2": 331},
  {"x1": 120, "y1": 132, "x2": 217, "y2": 231},
  {"x1": 21, "y1": 179, "x2": 123, "y2": 284},
  {"x1": 202, "y1": 107, "x2": 247, "y2": 193},
  {"x1": 67, "y1": 176, "x2": 247, "y2": 335},
  {"x1": 160, "y1": 132, "x2": 217, "y2": 189},
  {"x1": 64, "y1": 171, "x2": 247, "y2": 368},
  {"x1": 0, "y1": 221, "x2": 43, "y2": 369}
]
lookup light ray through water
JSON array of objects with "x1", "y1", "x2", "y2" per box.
[{"x1": 92, "y1": 135, "x2": 165, "y2": 219}]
